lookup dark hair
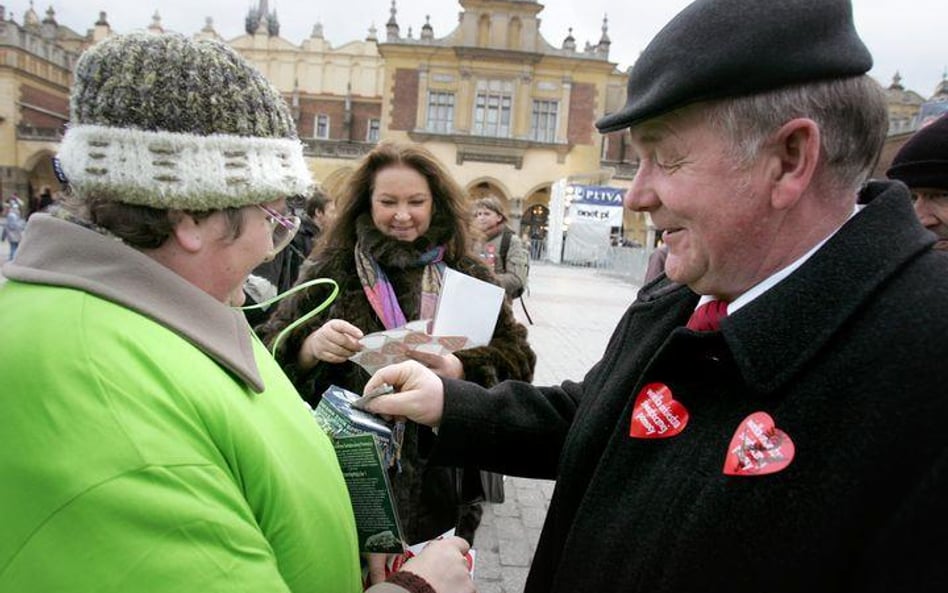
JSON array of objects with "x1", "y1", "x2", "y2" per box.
[
  {"x1": 62, "y1": 190, "x2": 245, "y2": 249},
  {"x1": 305, "y1": 188, "x2": 332, "y2": 218},
  {"x1": 326, "y1": 142, "x2": 471, "y2": 259}
]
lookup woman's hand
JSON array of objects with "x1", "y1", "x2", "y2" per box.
[
  {"x1": 365, "y1": 553, "x2": 391, "y2": 586},
  {"x1": 399, "y1": 537, "x2": 475, "y2": 593},
  {"x1": 406, "y1": 350, "x2": 465, "y2": 380},
  {"x1": 366, "y1": 537, "x2": 474, "y2": 592},
  {"x1": 298, "y1": 319, "x2": 364, "y2": 369}
]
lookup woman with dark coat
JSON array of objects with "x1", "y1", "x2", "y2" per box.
[{"x1": 259, "y1": 142, "x2": 536, "y2": 549}]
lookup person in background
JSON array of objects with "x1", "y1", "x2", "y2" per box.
[
  {"x1": 362, "y1": 1, "x2": 948, "y2": 592},
  {"x1": 0, "y1": 32, "x2": 472, "y2": 593},
  {"x1": 2, "y1": 196, "x2": 26, "y2": 260},
  {"x1": 38, "y1": 185, "x2": 55, "y2": 212},
  {"x1": 258, "y1": 142, "x2": 536, "y2": 558},
  {"x1": 305, "y1": 188, "x2": 337, "y2": 253},
  {"x1": 643, "y1": 241, "x2": 668, "y2": 284},
  {"x1": 472, "y1": 195, "x2": 530, "y2": 299},
  {"x1": 886, "y1": 112, "x2": 948, "y2": 250}
]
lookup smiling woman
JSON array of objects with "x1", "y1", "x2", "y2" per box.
[
  {"x1": 259, "y1": 141, "x2": 537, "y2": 556},
  {"x1": 370, "y1": 165, "x2": 434, "y2": 242}
]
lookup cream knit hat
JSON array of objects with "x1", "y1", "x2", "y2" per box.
[{"x1": 57, "y1": 32, "x2": 312, "y2": 210}]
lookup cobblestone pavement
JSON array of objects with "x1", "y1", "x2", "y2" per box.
[{"x1": 473, "y1": 262, "x2": 641, "y2": 592}]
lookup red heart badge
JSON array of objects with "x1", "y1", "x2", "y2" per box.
[
  {"x1": 629, "y1": 383, "x2": 689, "y2": 438},
  {"x1": 723, "y1": 412, "x2": 795, "y2": 476}
]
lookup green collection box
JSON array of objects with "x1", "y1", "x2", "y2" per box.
[{"x1": 313, "y1": 385, "x2": 405, "y2": 554}]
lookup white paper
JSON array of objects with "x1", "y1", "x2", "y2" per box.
[{"x1": 431, "y1": 268, "x2": 504, "y2": 347}]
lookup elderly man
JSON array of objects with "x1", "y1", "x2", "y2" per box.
[
  {"x1": 364, "y1": 1, "x2": 948, "y2": 592},
  {"x1": 0, "y1": 33, "x2": 471, "y2": 593},
  {"x1": 887, "y1": 113, "x2": 948, "y2": 250}
]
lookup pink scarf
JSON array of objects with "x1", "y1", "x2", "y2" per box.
[{"x1": 354, "y1": 243, "x2": 446, "y2": 329}]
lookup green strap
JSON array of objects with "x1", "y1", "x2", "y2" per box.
[{"x1": 237, "y1": 277, "x2": 340, "y2": 356}]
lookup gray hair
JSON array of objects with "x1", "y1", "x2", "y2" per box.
[{"x1": 704, "y1": 75, "x2": 888, "y2": 192}]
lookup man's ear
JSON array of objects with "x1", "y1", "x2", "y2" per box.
[
  {"x1": 768, "y1": 118, "x2": 821, "y2": 210},
  {"x1": 170, "y1": 212, "x2": 204, "y2": 253}
]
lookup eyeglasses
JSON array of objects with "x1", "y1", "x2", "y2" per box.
[{"x1": 256, "y1": 204, "x2": 300, "y2": 257}]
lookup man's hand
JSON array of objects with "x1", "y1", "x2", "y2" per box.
[
  {"x1": 298, "y1": 319, "x2": 364, "y2": 368},
  {"x1": 363, "y1": 361, "x2": 445, "y2": 427}
]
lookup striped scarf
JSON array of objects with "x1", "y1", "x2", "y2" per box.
[{"x1": 355, "y1": 242, "x2": 446, "y2": 329}]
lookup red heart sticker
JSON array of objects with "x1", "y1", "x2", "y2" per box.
[
  {"x1": 723, "y1": 412, "x2": 795, "y2": 476},
  {"x1": 629, "y1": 383, "x2": 689, "y2": 438}
]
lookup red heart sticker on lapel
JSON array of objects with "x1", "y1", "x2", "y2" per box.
[
  {"x1": 629, "y1": 383, "x2": 689, "y2": 438},
  {"x1": 723, "y1": 412, "x2": 795, "y2": 476}
]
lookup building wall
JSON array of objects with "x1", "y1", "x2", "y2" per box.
[
  {"x1": 389, "y1": 68, "x2": 419, "y2": 131},
  {"x1": 0, "y1": 14, "x2": 77, "y2": 201}
]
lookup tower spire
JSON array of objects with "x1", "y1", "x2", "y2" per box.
[{"x1": 386, "y1": 0, "x2": 400, "y2": 41}]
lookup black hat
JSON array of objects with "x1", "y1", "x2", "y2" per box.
[
  {"x1": 887, "y1": 114, "x2": 948, "y2": 190},
  {"x1": 596, "y1": 0, "x2": 873, "y2": 133}
]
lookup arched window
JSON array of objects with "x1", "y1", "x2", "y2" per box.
[
  {"x1": 508, "y1": 17, "x2": 522, "y2": 50},
  {"x1": 477, "y1": 14, "x2": 490, "y2": 46}
]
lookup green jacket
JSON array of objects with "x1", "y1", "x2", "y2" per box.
[{"x1": 0, "y1": 215, "x2": 370, "y2": 593}]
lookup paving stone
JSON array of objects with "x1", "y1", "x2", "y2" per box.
[
  {"x1": 501, "y1": 567, "x2": 531, "y2": 593},
  {"x1": 475, "y1": 263, "x2": 640, "y2": 591}
]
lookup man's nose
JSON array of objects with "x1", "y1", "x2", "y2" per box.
[{"x1": 624, "y1": 168, "x2": 659, "y2": 212}]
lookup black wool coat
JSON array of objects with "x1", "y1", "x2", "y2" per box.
[
  {"x1": 435, "y1": 182, "x2": 948, "y2": 593},
  {"x1": 259, "y1": 215, "x2": 536, "y2": 543}
]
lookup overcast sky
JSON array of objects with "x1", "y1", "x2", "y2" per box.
[{"x1": 19, "y1": 1, "x2": 947, "y2": 97}]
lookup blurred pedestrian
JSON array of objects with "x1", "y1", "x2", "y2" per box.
[
  {"x1": 472, "y1": 195, "x2": 529, "y2": 299},
  {"x1": 2, "y1": 197, "x2": 26, "y2": 260}
]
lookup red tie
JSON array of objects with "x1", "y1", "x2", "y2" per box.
[{"x1": 687, "y1": 300, "x2": 728, "y2": 332}]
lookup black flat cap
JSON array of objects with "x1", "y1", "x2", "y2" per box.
[
  {"x1": 887, "y1": 114, "x2": 948, "y2": 190},
  {"x1": 596, "y1": 0, "x2": 873, "y2": 133}
]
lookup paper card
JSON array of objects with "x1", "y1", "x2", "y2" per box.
[
  {"x1": 431, "y1": 268, "x2": 504, "y2": 347},
  {"x1": 349, "y1": 318, "x2": 473, "y2": 375},
  {"x1": 348, "y1": 269, "x2": 502, "y2": 374}
]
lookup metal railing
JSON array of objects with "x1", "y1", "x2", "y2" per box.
[{"x1": 529, "y1": 238, "x2": 649, "y2": 284}]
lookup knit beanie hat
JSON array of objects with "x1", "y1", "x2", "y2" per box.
[
  {"x1": 56, "y1": 32, "x2": 312, "y2": 210},
  {"x1": 887, "y1": 113, "x2": 948, "y2": 191}
]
